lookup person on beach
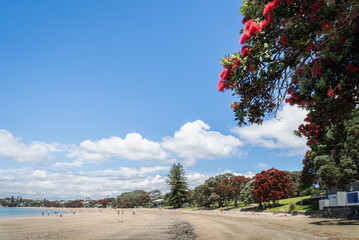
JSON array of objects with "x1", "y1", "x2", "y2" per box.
[
  {"x1": 121, "y1": 209, "x2": 124, "y2": 216},
  {"x1": 132, "y1": 209, "x2": 136, "y2": 215}
]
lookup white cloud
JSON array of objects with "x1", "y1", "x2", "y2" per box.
[
  {"x1": 231, "y1": 104, "x2": 308, "y2": 156},
  {"x1": 0, "y1": 130, "x2": 58, "y2": 162},
  {"x1": 221, "y1": 170, "x2": 256, "y2": 178},
  {"x1": 0, "y1": 167, "x2": 170, "y2": 200},
  {"x1": 257, "y1": 163, "x2": 268, "y2": 169},
  {"x1": 78, "y1": 133, "x2": 167, "y2": 161},
  {"x1": 32, "y1": 170, "x2": 47, "y2": 178},
  {"x1": 162, "y1": 120, "x2": 243, "y2": 166},
  {"x1": 55, "y1": 160, "x2": 83, "y2": 167},
  {"x1": 186, "y1": 172, "x2": 211, "y2": 189},
  {"x1": 103, "y1": 166, "x2": 170, "y2": 177}
]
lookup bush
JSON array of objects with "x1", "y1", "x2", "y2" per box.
[{"x1": 288, "y1": 203, "x2": 296, "y2": 212}]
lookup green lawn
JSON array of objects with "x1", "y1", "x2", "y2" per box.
[
  {"x1": 264, "y1": 195, "x2": 319, "y2": 212},
  {"x1": 168, "y1": 195, "x2": 320, "y2": 212}
]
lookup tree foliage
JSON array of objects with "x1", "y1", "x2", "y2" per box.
[
  {"x1": 239, "y1": 179, "x2": 255, "y2": 205},
  {"x1": 218, "y1": 175, "x2": 250, "y2": 207},
  {"x1": 251, "y1": 168, "x2": 293, "y2": 206},
  {"x1": 166, "y1": 163, "x2": 189, "y2": 208},
  {"x1": 219, "y1": 0, "x2": 359, "y2": 189},
  {"x1": 117, "y1": 190, "x2": 150, "y2": 208}
]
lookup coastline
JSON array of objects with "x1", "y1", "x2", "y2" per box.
[{"x1": 0, "y1": 208, "x2": 358, "y2": 239}]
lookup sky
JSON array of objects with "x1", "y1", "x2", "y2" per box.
[{"x1": 0, "y1": 0, "x2": 308, "y2": 200}]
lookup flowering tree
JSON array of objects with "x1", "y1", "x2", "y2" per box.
[
  {"x1": 219, "y1": 0, "x2": 359, "y2": 189},
  {"x1": 98, "y1": 197, "x2": 114, "y2": 207},
  {"x1": 218, "y1": 176, "x2": 250, "y2": 207},
  {"x1": 251, "y1": 168, "x2": 293, "y2": 207}
]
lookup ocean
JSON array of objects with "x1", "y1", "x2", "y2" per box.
[{"x1": 0, "y1": 207, "x2": 69, "y2": 218}]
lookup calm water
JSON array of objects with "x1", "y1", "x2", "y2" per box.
[{"x1": 0, "y1": 207, "x2": 68, "y2": 218}]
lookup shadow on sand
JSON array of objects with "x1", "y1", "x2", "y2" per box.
[{"x1": 310, "y1": 219, "x2": 359, "y2": 226}]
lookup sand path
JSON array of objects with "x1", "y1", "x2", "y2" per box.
[{"x1": 0, "y1": 208, "x2": 358, "y2": 239}]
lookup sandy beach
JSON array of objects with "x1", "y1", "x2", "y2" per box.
[{"x1": 0, "y1": 208, "x2": 358, "y2": 240}]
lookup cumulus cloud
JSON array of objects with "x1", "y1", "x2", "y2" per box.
[
  {"x1": 103, "y1": 166, "x2": 170, "y2": 177},
  {"x1": 78, "y1": 133, "x2": 167, "y2": 161},
  {"x1": 231, "y1": 104, "x2": 308, "y2": 156},
  {"x1": 162, "y1": 120, "x2": 243, "y2": 166},
  {"x1": 0, "y1": 129, "x2": 58, "y2": 162},
  {"x1": 0, "y1": 167, "x2": 169, "y2": 200}
]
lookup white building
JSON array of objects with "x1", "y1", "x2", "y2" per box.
[{"x1": 319, "y1": 189, "x2": 359, "y2": 210}]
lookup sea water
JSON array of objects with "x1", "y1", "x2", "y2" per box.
[{"x1": 0, "y1": 207, "x2": 68, "y2": 218}]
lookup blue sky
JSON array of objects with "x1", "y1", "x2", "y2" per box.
[{"x1": 0, "y1": 0, "x2": 308, "y2": 200}]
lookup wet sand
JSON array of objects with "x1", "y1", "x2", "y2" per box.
[{"x1": 0, "y1": 208, "x2": 358, "y2": 239}]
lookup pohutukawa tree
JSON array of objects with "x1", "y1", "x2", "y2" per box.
[
  {"x1": 218, "y1": 176, "x2": 250, "y2": 207},
  {"x1": 219, "y1": 0, "x2": 359, "y2": 189},
  {"x1": 251, "y1": 168, "x2": 293, "y2": 207}
]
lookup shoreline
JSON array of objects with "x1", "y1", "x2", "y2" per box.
[{"x1": 0, "y1": 208, "x2": 357, "y2": 239}]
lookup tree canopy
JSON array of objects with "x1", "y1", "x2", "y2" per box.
[
  {"x1": 219, "y1": 0, "x2": 359, "y2": 189},
  {"x1": 251, "y1": 168, "x2": 293, "y2": 206}
]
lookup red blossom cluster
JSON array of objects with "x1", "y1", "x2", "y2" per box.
[
  {"x1": 298, "y1": 114, "x2": 322, "y2": 147},
  {"x1": 217, "y1": 58, "x2": 240, "y2": 91},
  {"x1": 98, "y1": 197, "x2": 114, "y2": 207},
  {"x1": 251, "y1": 168, "x2": 293, "y2": 206},
  {"x1": 239, "y1": 19, "x2": 261, "y2": 44}
]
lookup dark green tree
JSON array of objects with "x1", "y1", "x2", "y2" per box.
[
  {"x1": 166, "y1": 163, "x2": 189, "y2": 208},
  {"x1": 219, "y1": 0, "x2": 359, "y2": 191}
]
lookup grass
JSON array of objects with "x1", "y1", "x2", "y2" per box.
[
  {"x1": 166, "y1": 196, "x2": 320, "y2": 212},
  {"x1": 264, "y1": 195, "x2": 319, "y2": 212}
]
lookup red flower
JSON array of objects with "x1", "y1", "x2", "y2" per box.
[
  {"x1": 312, "y1": 1, "x2": 324, "y2": 14},
  {"x1": 248, "y1": 23, "x2": 262, "y2": 37},
  {"x1": 280, "y1": 35, "x2": 288, "y2": 45},
  {"x1": 260, "y1": 19, "x2": 269, "y2": 28},
  {"x1": 287, "y1": 86, "x2": 292, "y2": 94},
  {"x1": 242, "y1": 16, "x2": 247, "y2": 24},
  {"x1": 313, "y1": 66, "x2": 322, "y2": 76},
  {"x1": 217, "y1": 80, "x2": 225, "y2": 92},
  {"x1": 241, "y1": 46, "x2": 250, "y2": 58},
  {"x1": 263, "y1": 1, "x2": 275, "y2": 18},
  {"x1": 244, "y1": 19, "x2": 254, "y2": 31},
  {"x1": 231, "y1": 102, "x2": 239, "y2": 110},
  {"x1": 321, "y1": 21, "x2": 332, "y2": 31},
  {"x1": 327, "y1": 88, "x2": 335, "y2": 97},
  {"x1": 300, "y1": 100, "x2": 306, "y2": 107},
  {"x1": 346, "y1": 63, "x2": 359, "y2": 72},
  {"x1": 220, "y1": 69, "x2": 231, "y2": 80},
  {"x1": 232, "y1": 58, "x2": 240, "y2": 70},
  {"x1": 239, "y1": 32, "x2": 250, "y2": 44},
  {"x1": 306, "y1": 43, "x2": 315, "y2": 53},
  {"x1": 267, "y1": 15, "x2": 274, "y2": 24},
  {"x1": 291, "y1": 91, "x2": 299, "y2": 100}
]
